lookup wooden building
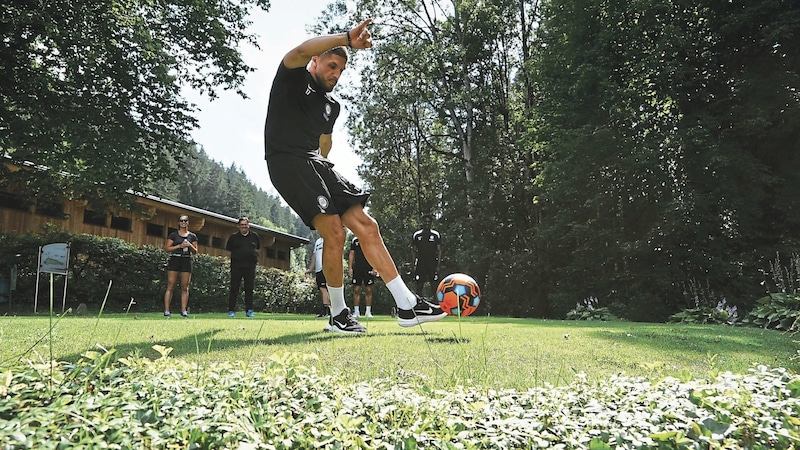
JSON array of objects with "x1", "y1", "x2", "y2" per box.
[{"x1": 0, "y1": 190, "x2": 308, "y2": 270}]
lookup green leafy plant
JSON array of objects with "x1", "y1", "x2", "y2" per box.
[
  {"x1": 669, "y1": 298, "x2": 739, "y2": 325},
  {"x1": 742, "y1": 293, "x2": 800, "y2": 331},
  {"x1": 1, "y1": 348, "x2": 799, "y2": 449},
  {"x1": 566, "y1": 297, "x2": 618, "y2": 321},
  {"x1": 742, "y1": 253, "x2": 800, "y2": 332}
]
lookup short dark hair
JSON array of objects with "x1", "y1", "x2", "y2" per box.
[
  {"x1": 322, "y1": 46, "x2": 349, "y2": 61},
  {"x1": 238, "y1": 216, "x2": 249, "y2": 224}
]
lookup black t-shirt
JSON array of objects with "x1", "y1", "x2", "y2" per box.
[
  {"x1": 226, "y1": 231, "x2": 261, "y2": 267},
  {"x1": 349, "y1": 237, "x2": 372, "y2": 272},
  {"x1": 264, "y1": 63, "x2": 340, "y2": 159},
  {"x1": 412, "y1": 229, "x2": 441, "y2": 267},
  {"x1": 168, "y1": 231, "x2": 197, "y2": 258}
]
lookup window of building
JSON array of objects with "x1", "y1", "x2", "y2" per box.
[
  {"x1": 110, "y1": 215, "x2": 132, "y2": 231},
  {"x1": 266, "y1": 249, "x2": 276, "y2": 259},
  {"x1": 36, "y1": 198, "x2": 65, "y2": 218},
  {"x1": 146, "y1": 223, "x2": 165, "y2": 238},
  {"x1": 277, "y1": 251, "x2": 287, "y2": 261},
  {"x1": 212, "y1": 237, "x2": 224, "y2": 249},
  {"x1": 83, "y1": 210, "x2": 107, "y2": 226},
  {"x1": 0, "y1": 192, "x2": 30, "y2": 211},
  {"x1": 195, "y1": 233, "x2": 209, "y2": 246}
]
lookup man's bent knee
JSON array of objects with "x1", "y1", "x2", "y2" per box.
[
  {"x1": 343, "y1": 211, "x2": 380, "y2": 241},
  {"x1": 313, "y1": 214, "x2": 346, "y2": 239}
]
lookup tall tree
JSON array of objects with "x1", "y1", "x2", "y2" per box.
[
  {"x1": 0, "y1": 0, "x2": 270, "y2": 211},
  {"x1": 154, "y1": 145, "x2": 308, "y2": 236},
  {"x1": 331, "y1": 0, "x2": 525, "y2": 298},
  {"x1": 319, "y1": 0, "x2": 800, "y2": 320},
  {"x1": 531, "y1": 0, "x2": 800, "y2": 319}
]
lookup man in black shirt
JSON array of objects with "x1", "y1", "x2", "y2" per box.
[
  {"x1": 348, "y1": 236, "x2": 375, "y2": 318},
  {"x1": 226, "y1": 217, "x2": 260, "y2": 318},
  {"x1": 412, "y1": 214, "x2": 442, "y2": 296},
  {"x1": 264, "y1": 19, "x2": 446, "y2": 333}
]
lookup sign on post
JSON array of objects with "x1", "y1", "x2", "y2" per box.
[
  {"x1": 34, "y1": 243, "x2": 71, "y2": 313},
  {"x1": 40, "y1": 243, "x2": 69, "y2": 275}
]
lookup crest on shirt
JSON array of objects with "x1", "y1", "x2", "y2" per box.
[
  {"x1": 323, "y1": 103, "x2": 332, "y2": 121},
  {"x1": 317, "y1": 195, "x2": 329, "y2": 212}
]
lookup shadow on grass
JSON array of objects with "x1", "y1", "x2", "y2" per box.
[{"x1": 46, "y1": 325, "x2": 467, "y2": 363}]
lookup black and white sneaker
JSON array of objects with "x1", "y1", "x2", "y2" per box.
[
  {"x1": 397, "y1": 296, "x2": 448, "y2": 328},
  {"x1": 326, "y1": 308, "x2": 367, "y2": 334}
]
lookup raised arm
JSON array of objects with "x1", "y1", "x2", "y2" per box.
[{"x1": 282, "y1": 19, "x2": 374, "y2": 69}]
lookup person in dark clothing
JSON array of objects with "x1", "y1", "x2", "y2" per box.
[
  {"x1": 349, "y1": 236, "x2": 375, "y2": 318},
  {"x1": 263, "y1": 18, "x2": 446, "y2": 333},
  {"x1": 226, "y1": 217, "x2": 261, "y2": 318},
  {"x1": 164, "y1": 214, "x2": 198, "y2": 318},
  {"x1": 412, "y1": 214, "x2": 442, "y2": 297}
]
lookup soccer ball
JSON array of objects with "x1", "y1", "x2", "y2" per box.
[{"x1": 436, "y1": 273, "x2": 481, "y2": 316}]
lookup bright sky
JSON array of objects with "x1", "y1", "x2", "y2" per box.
[{"x1": 183, "y1": 0, "x2": 363, "y2": 195}]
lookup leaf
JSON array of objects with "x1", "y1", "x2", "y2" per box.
[{"x1": 152, "y1": 345, "x2": 173, "y2": 359}]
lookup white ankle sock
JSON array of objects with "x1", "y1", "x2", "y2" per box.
[
  {"x1": 365, "y1": 306, "x2": 372, "y2": 314},
  {"x1": 385, "y1": 276, "x2": 415, "y2": 310},
  {"x1": 328, "y1": 286, "x2": 346, "y2": 316}
]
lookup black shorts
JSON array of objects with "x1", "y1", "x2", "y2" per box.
[
  {"x1": 413, "y1": 267, "x2": 438, "y2": 283},
  {"x1": 315, "y1": 271, "x2": 327, "y2": 289},
  {"x1": 267, "y1": 153, "x2": 370, "y2": 228},
  {"x1": 167, "y1": 255, "x2": 192, "y2": 273},
  {"x1": 351, "y1": 269, "x2": 375, "y2": 286}
]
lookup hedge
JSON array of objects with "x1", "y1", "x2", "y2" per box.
[{"x1": 0, "y1": 229, "x2": 317, "y2": 314}]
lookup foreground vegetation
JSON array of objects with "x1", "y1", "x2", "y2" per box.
[
  {"x1": 1, "y1": 314, "x2": 798, "y2": 448},
  {"x1": 2, "y1": 350, "x2": 798, "y2": 449}
]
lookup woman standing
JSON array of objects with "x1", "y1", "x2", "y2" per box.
[{"x1": 163, "y1": 215, "x2": 198, "y2": 318}]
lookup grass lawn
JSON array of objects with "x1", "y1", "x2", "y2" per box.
[
  {"x1": 2, "y1": 312, "x2": 799, "y2": 448},
  {"x1": 2, "y1": 312, "x2": 796, "y2": 389}
]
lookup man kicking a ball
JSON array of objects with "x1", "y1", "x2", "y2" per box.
[{"x1": 264, "y1": 18, "x2": 447, "y2": 333}]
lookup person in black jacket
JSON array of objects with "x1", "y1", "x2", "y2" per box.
[{"x1": 226, "y1": 217, "x2": 261, "y2": 317}]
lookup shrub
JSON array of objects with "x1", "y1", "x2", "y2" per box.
[
  {"x1": 259, "y1": 267, "x2": 317, "y2": 313},
  {"x1": 742, "y1": 253, "x2": 800, "y2": 332},
  {"x1": 742, "y1": 293, "x2": 800, "y2": 331},
  {"x1": 565, "y1": 297, "x2": 619, "y2": 321},
  {"x1": 669, "y1": 299, "x2": 739, "y2": 325},
  {"x1": 0, "y1": 230, "x2": 312, "y2": 314}
]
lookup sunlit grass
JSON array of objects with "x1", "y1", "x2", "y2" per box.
[{"x1": 1, "y1": 313, "x2": 796, "y2": 390}]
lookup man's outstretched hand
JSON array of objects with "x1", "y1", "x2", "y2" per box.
[{"x1": 349, "y1": 19, "x2": 374, "y2": 49}]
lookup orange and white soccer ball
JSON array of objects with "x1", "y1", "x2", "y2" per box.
[{"x1": 435, "y1": 273, "x2": 481, "y2": 316}]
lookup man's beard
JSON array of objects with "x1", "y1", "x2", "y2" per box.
[{"x1": 313, "y1": 73, "x2": 335, "y2": 92}]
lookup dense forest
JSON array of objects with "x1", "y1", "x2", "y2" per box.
[
  {"x1": 3, "y1": 0, "x2": 799, "y2": 321},
  {"x1": 317, "y1": 0, "x2": 800, "y2": 321},
  {"x1": 148, "y1": 145, "x2": 309, "y2": 238}
]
